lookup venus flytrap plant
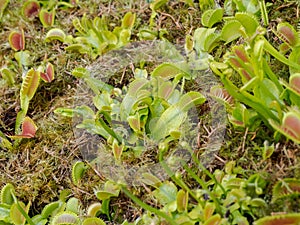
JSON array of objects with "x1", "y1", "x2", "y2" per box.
[{"x1": 64, "y1": 12, "x2": 136, "y2": 58}]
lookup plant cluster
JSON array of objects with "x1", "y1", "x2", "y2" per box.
[{"x1": 1, "y1": 0, "x2": 300, "y2": 224}]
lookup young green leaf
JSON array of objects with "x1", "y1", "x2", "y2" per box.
[
  {"x1": 39, "y1": 9, "x2": 55, "y2": 27},
  {"x1": 221, "y1": 20, "x2": 242, "y2": 44},
  {"x1": 71, "y1": 161, "x2": 87, "y2": 186},
  {"x1": 87, "y1": 202, "x2": 102, "y2": 217},
  {"x1": 41, "y1": 201, "x2": 61, "y2": 219},
  {"x1": 51, "y1": 211, "x2": 79, "y2": 225},
  {"x1": 1, "y1": 183, "x2": 15, "y2": 205},
  {"x1": 151, "y1": 63, "x2": 187, "y2": 80},
  {"x1": 201, "y1": 8, "x2": 223, "y2": 28},
  {"x1": 8, "y1": 30, "x2": 25, "y2": 51},
  {"x1": 121, "y1": 12, "x2": 136, "y2": 29},
  {"x1": 22, "y1": 0, "x2": 40, "y2": 19},
  {"x1": 20, "y1": 68, "x2": 40, "y2": 109},
  {"x1": 10, "y1": 202, "x2": 26, "y2": 225},
  {"x1": 45, "y1": 28, "x2": 66, "y2": 42},
  {"x1": 176, "y1": 189, "x2": 188, "y2": 213},
  {"x1": 235, "y1": 12, "x2": 259, "y2": 36},
  {"x1": 95, "y1": 181, "x2": 120, "y2": 201},
  {"x1": 0, "y1": 67, "x2": 15, "y2": 87},
  {"x1": 153, "y1": 181, "x2": 177, "y2": 207}
]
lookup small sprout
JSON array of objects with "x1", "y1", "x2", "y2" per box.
[
  {"x1": 22, "y1": 0, "x2": 40, "y2": 19},
  {"x1": 201, "y1": 8, "x2": 223, "y2": 28},
  {"x1": 45, "y1": 28, "x2": 66, "y2": 42},
  {"x1": 0, "y1": 67, "x2": 15, "y2": 87},
  {"x1": 39, "y1": 8, "x2": 55, "y2": 27},
  {"x1": 9, "y1": 117, "x2": 37, "y2": 139},
  {"x1": 262, "y1": 140, "x2": 274, "y2": 160},
  {"x1": 40, "y1": 62, "x2": 54, "y2": 82},
  {"x1": 8, "y1": 29, "x2": 25, "y2": 51},
  {"x1": 112, "y1": 139, "x2": 124, "y2": 161}
]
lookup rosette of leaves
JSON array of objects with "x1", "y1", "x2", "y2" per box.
[
  {"x1": 56, "y1": 62, "x2": 205, "y2": 161},
  {"x1": 64, "y1": 12, "x2": 136, "y2": 58}
]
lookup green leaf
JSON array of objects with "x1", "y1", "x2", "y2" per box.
[
  {"x1": 51, "y1": 211, "x2": 79, "y2": 225},
  {"x1": 95, "y1": 181, "x2": 120, "y2": 201},
  {"x1": 10, "y1": 202, "x2": 26, "y2": 225},
  {"x1": 221, "y1": 20, "x2": 242, "y2": 44},
  {"x1": 153, "y1": 181, "x2": 177, "y2": 206},
  {"x1": 0, "y1": 67, "x2": 15, "y2": 87},
  {"x1": 0, "y1": 0, "x2": 9, "y2": 21},
  {"x1": 71, "y1": 161, "x2": 87, "y2": 186},
  {"x1": 151, "y1": 92, "x2": 205, "y2": 140},
  {"x1": 235, "y1": 12, "x2": 259, "y2": 36},
  {"x1": 41, "y1": 201, "x2": 61, "y2": 219},
  {"x1": 201, "y1": 8, "x2": 223, "y2": 28},
  {"x1": 0, "y1": 183, "x2": 15, "y2": 205},
  {"x1": 14, "y1": 50, "x2": 32, "y2": 66},
  {"x1": 87, "y1": 203, "x2": 102, "y2": 217},
  {"x1": 20, "y1": 68, "x2": 40, "y2": 109},
  {"x1": 122, "y1": 12, "x2": 136, "y2": 29},
  {"x1": 66, "y1": 198, "x2": 79, "y2": 214},
  {"x1": 45, "y1": 28, "x2": 66, "y2": 42},
  {"x1": 151, "y1": 63, "x2": 187, "y2": 80},
  {"x1": 176, "y1": 189, "x2": 188, "y2": 213},
  {"x1": 150, "y1": 0, "x2": 168, "y2": 11},
  {"x1": 203, "y1": 214, "x2": 222, "y2": 225},
  {"x1": 82, "y1": 218, "x2": 106, "y2": 225}
]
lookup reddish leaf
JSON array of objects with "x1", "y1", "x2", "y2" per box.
[
  {"x1": 22, "y1": 0, "x2": 40, "y2": 19},
  {"x1": 290, "y1": 74, "x2": 300, "y2": 94},
  {"x1": 40, "y1": 63, "x2": 54, "y2": 82},
  {"x1": 39, "y1": 9, "x2": 55, "y2": 27},
  {"x1": 8, "y1": 30, "x2": 25, "y2": 51},
  {"x1": 9, "y1": 117, "x2": 37, "y2": 139},
  {"x1": 254, "y1": 213, "x2": 300, "y2": 225},
  {"x1": 282, "y1": 112, "x2": 300, "y2": 141}
]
